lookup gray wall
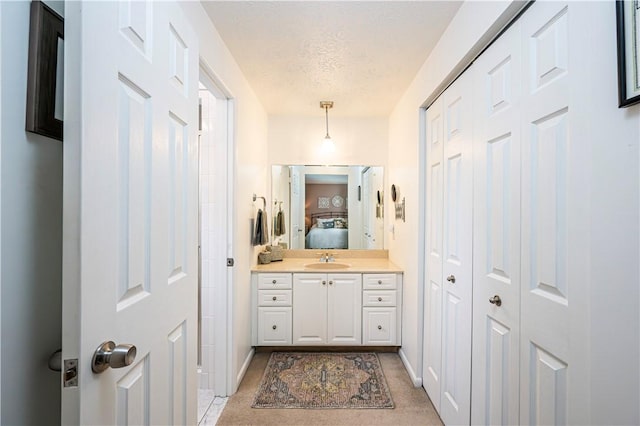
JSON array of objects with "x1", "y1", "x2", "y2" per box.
[{"x1": 1, "y1": 1, "x2": 63, "y2": 424}]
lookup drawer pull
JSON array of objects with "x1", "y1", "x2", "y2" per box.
[
  {"x1": 272, "y1": 279, "x2": 277, "y2": 284},
  {"x1": 378, "y1": 280, "x2": 382, "y2": 284},
  {"x1": 322, "y1": 280, "x2": 326, "y2": 286},
  {"x1": 272, "y1": 325, "x2": 277, "y2": 330},
  {"x1": 272, "y1": 296, "x2": 277, "y2": 301},
  {"x1": 378, "y1": 297, "x2": 383, "y2": 302},
  {"x1": 377, "y1": 325, "x2": 382, "y2": 330},
  {"x1": 329, "y1": 280, "x2": 333, "y2": 285}
]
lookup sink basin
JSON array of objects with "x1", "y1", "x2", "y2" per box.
[{"x1": 304, "y1": 262, "x2": 351, "y2": 270}]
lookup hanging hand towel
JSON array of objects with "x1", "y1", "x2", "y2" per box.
[
  {"x1": 260, "y1": 209, "x2": 269, "y2": 245},
  {"x1": 276, "y1": 209, "x2": 286, "y2": 236},
  {"x1": 253, "y1": 209, "x2": 268, "y2": 246}
]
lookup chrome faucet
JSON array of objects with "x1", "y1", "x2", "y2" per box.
[{"x1": 318, "y1": 252, "x2": 335, "y2": 263}]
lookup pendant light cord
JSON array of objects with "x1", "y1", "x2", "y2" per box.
[{"x1": 325, "y1": 105, "x2": 330, "y2": 139}]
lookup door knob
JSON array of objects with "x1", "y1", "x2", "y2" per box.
[
  {"x1": 446, "y1": 275, "x2": 456, "y2": 283},
  {"x1": 91, "y1": 341, "x2": 137, "y2": 373},
  {"x1": 322, "y1": 280, "x2": 326, "y2": 286},
  {"x1": 489, "y1": 295, "x2": 502, "y2": 307}
]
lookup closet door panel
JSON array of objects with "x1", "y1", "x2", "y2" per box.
[
  {"x1": 519, "y1": 2, "x2": 588, "y2": 424},
  {"x1": 471, "y1": 19, "x2": 522, "y2": 426},
  {"x1": 440, "y1": 69, "x2": 473, "y2": 426},
  {"x1": 423, "y1": 97, "x2": 444, "y2": 410}
]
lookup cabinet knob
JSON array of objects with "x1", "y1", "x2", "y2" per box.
[
  {"x1": 489, "y1": 295, "x2": 502, "y2": 307},
  {"x1": 446, "y1": 274, "x2": 456, "y2": 283},
  {"x1": 272, "y1": 296, "x2": 277, "y2": 301},
  {"x1": 272, "y1": 325, "x2": 277, "y2": 330},
  {"x1": 272, "y1": 279, "x2": 277, "y2": 284},
  {"x1": 377, "y1": 325, "x2": 382, "y2": 330},
  {"x1": 378, "y1": 297, "x2": 383, "y2": 302},
  {"x1": 322, "y1": 280, "x2": 326, "y2": 286},
  {"x1": 329, "y1": 280, "x2": 333, "y2": 285},
  {"x1": 378, "y1": 280, "x2": 382, "y2": 284}
]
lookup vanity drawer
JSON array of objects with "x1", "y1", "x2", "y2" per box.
[
  {"x1": 363, "y1": 307, "x2": 397, "y2": 345},
  {"x1": 258, "y1": 273, "x2": 292, "y2": 289},
  {"x1": 363, "y1": 274, "x2": 397, "y2": 290},
  {"x1": 362, "y1": 290, "x2": 396, "y2": 307},
  {"x1": 258, "y1": 307, "x2": 292, "y2": 345},
  {"x1": 258, "y1": 290, "x2": 292, "y2": 306}
]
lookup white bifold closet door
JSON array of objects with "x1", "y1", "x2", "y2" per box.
[
  {"x1": 471, "y1": 2, "x2": 590, "y2": 425},
  {"x1": 423, "y1": 68, "x2": 474, "y2": 426},
  {"x1": 471, "y1": 17, "x2": 523, "y2": 426}
]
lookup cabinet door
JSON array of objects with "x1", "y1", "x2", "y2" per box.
[
  {"x1": 363, "y1": 308, "x2": 396, "y2": 345},
  {"x1": 292, "y1": 273, "x2": 327, "y2": 344},
  {"x1": 327, "y1": 274, "x2": 362, "y2": 345},
  {"x1": 258, "y1": 307, "x2": 292, "y2": 345}
]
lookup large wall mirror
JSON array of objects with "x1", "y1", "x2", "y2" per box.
[{"x1": 271, "y1": 165, "x2": 384, "y2": 250}]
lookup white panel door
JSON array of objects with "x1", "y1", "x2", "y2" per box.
[
  {"x1": 292, "y1": 273, "x2": 327, "y2": 344},
  {"x1": 471, "y1": 19, "x2": 522, "y2": 426},
  {"x1": 327, "y1": 274, "x2": 362, "y2": 345},
  {"x1": 519, "y1": 2, "x2": 588, "y2": 424},
  {"x1": 423, "y1": 96, "x2": 444, "y2": 410},
  {"x1": 440, "y1": 68, "x2": 474, "y2": 426},
  {"x1": 289, "y1": 166, "x2": 305, "y2": 249},
  {"x1": 62, "y1": 2, "x2": 199, "y2": 424}
]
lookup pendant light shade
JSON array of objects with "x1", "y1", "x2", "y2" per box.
[{"x1": 320, "y1": 101, "x2": 335, "y2": 152}]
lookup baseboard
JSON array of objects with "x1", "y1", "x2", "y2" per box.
[
  {"x1": 399, "y1": 347, "x2": 422, "y2": 387},
  {"x1": 235, "y1": 347, "x2": 255, "y2": 391}
]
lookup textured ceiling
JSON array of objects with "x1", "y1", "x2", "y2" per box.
[{"x1": 202, "y1": 1, "x2": 462, "y2": 116}]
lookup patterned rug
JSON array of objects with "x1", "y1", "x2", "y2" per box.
[{"x1": 252, "y1": 352, "x2": 394, "y2": 409}]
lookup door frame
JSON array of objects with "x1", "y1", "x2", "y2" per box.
[{"x1": 198, "y1": 60, "x2": 236, "y2": 396}]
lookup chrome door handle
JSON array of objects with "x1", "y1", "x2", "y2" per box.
[
  {"x1": 489, "y1": 295, "x2": 502, "y2": 307},
  {"x1": 446, "y1": 275, "x2": 456, "y2": 283},
  {"x1": 92, "y1": 341, "x2": 137, "y2": 373}
]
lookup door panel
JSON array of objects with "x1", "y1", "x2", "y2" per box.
[
  {"x1": 440, "y1": 69, "x2": 473, "y2": 426},
  {"x1": 327, "y1": 274, "x2": 362, "y2": 345},
  {"x1": 292, "y1": 274, "x2": 327, "y2": 344},
  {"x1": 423, "y1": 96, "x2": 444, "y2": 410},
  {"x1": 471, "y1": 17, "x2": 522, "y2": 426},
  {"x1": 519, "y1": 3, "x2": 574, "y2": 424},
  {"x1": 63, "y1": 1, "x2": 199, "y2": 424}
]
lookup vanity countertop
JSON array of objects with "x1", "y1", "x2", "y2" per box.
[{"x1": 252, "y1": 257, "x2": 402, "y2": 273}]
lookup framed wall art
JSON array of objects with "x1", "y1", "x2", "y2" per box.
[
  {"x1": 616, "y1": 0, "x2": 640, "y2": 107},
  {"x1": 25, "y1": 1, "x2": 64, "y2": 140}
]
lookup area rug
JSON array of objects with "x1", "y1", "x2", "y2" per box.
[{"x1": 252, "y1": 352, "x2": 394, "y2": 409}]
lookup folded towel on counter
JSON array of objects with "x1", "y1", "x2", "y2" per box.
[{"x1": 252, "y1": 209, "x2": 269, "y2": 246}]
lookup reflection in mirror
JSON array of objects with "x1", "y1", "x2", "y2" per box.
[{"x1": 271, "y1": 165, "x2": 384, "y2": 250}]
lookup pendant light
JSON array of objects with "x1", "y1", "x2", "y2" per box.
[{"x1": 320, "y1": 101, "x2": 335, "y2": 152}]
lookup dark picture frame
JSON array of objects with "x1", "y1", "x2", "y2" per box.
[
  {"x1": 25, "y1": 1, "x2": 64, "y2": 140},
  {"x1": 616, "y1": 0, "x2": 640, "y2": 108}
]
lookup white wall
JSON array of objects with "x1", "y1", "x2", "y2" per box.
[
  {"x1": 389, "y1": 1, "x2": 640, "y2": 423},
  {"x1": 180, "y1": 2, "x2": 269, "y2": 392},
  {"x1": 268, "y1": 115, "x2": 388, "y2": 167},
  {"x1": 387, "y1": 0, "x2": 523, "y2": 386},
  {"x1": 0, "y1": 1, "x2": 64, "y2": 424}
]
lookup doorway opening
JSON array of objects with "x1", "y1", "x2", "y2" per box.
[{"x1": 197, "y1": 63, "x2": 234, "y2": 423}]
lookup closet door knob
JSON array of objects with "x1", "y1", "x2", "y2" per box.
[
  {"x1": 322, "y1": 280, "x2": 326, "y2": 286},
  {"x1": 272, "y1": 296, "x2": 277, "y2": 301},
  {"x1": 446, "y1": 275, "x2": 456, "y2": 283},
  {"x1": 329, "y1": 280, "x2": 333, "y2": 285},
  {"x1": 378, "y1": 297, "x2": 383, "y2": 302},
  {"x1": 377, "y1": 325, "x2": 382, "y2": 330},
  {"x1": 272, "y1": 325, "x2": 277, "y2": 330},
  {"x1": 489, "y1": 295, "x2": 502, "y2": 307}
]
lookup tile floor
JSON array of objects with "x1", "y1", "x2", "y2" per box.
[{"x1": 198, "y1": 389, "x2": 228, "y2": 425}]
